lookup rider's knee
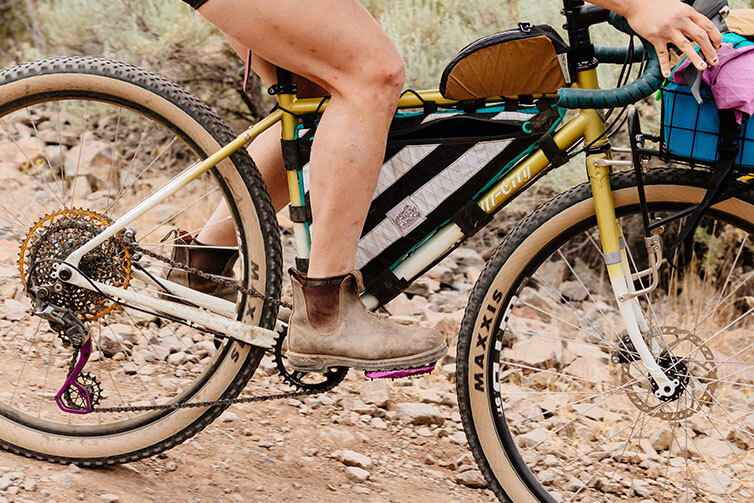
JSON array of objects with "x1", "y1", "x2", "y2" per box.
[
  {"x1": 370, "y1": 55, "x2": 405, "y2": 105},
  {"x1": 341, "y1": 53, "x2": 405, "y2": 109}
]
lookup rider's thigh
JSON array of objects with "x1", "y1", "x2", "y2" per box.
[
  {"x1": 198, "y1": 0, "x2": 405, "y2": 101},
  {"x1": 225, "y1": 35, "x2": 328, "y2": 98}
]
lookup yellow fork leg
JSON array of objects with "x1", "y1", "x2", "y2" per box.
[{"x1": 586, "y1": 127, "x2": 674, "y2": 395}]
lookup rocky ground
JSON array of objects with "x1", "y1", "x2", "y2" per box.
[{"x1": 1, "y1": 97, "x2": 753, "y2": 503}]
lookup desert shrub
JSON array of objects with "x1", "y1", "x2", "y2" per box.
[{"x1": 31, "y1": 0, "x2": 265, "y2": 123}]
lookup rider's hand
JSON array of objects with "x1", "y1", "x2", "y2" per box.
[{"x1": 620, "y1": 0, "x2": 723, "y2": 78}]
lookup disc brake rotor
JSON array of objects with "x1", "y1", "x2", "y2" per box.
[
  {"x1": 19, "y1": 209, "x2": 131, "y2": 321},
  {"x1": 622, "y1": 326, "x2": 718, "y2": 421}
]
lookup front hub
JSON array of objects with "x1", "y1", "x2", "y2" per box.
[
  {"x1": 621, "y1": 327, "x2": 719, "y2": 421},
  {"x1": 648, "y1": 354, "x2": 689, "y2": 402}
]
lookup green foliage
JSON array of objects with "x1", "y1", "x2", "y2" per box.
[
  {"x1": 0, "y1": 0, "x2": 37, "y2": 64},
  {"x1": 30, "y1": 0, "x2": 264, "y2": 122},
  {"x1": 6, "y1": 0, "x2": 754, "y2": 121}
]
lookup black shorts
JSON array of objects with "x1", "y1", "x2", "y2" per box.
[{"x1": 183, "y1": 0, "x2": 209, "y2": 9}]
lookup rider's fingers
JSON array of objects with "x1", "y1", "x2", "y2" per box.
[
  {"x1": 653, "y1": 41, "x2": 672, "y2": 78},
  {"x1": 684, "y1": 20, "x2": 719, "y2": 66},
  {"x1": 673, "y1": 34, "x2": 707, "y2": 72},
  {"x1": 693, "y1": 10, "x2": 723, "y2": 49}
]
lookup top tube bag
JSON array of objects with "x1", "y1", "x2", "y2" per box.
[{"x1": 439, "y1": 23, "x2": 571, "y2": 101}]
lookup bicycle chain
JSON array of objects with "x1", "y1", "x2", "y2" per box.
[{"x1": 125, "y1": 236, "x2": 293, "y2": 310}]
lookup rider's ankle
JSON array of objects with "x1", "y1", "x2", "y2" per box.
[{"x1": 293, "y1": 271, "x2": 348, "y2": 333}]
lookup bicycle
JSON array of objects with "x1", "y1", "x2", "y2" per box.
[{"x1": 0, "y1": 0, "x2": 750, "y2": 501}]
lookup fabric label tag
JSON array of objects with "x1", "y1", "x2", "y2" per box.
[{"x1": 387, "y1": 198, "x2": 425, "y2": 237}]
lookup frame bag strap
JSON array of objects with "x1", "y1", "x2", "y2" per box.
[{"x1": 536, "y1": 133, "x2": 569, "y2": 168}]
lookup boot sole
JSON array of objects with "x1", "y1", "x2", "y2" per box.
[{"x1": 286, "y1": 344, "x2": 448, "y2": 373}]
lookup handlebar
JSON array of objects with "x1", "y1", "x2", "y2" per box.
[
  {"x1": 556, "y1": 12, "x2": 663, "y2": 110},
  {"x1": 594, "y1": 44, "x2": 645, "y2": 64}
]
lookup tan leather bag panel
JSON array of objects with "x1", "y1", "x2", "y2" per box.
[
  {"x1": 443, "y1": 36, "x2": 566, "y2": 101},
  {"x1": 728, "y1": 9, "x2": 754, "y2": 36}
]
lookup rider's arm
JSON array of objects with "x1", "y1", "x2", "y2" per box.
[{"x1": 589, "y1": 0, "x2": 722, "y2": 77}]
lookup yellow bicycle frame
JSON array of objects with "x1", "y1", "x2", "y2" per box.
[{"x1": 63, "y1": 64, "x2": 635, "y2": 351}]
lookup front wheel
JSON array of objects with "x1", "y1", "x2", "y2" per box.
[{"x1": 459, "y1": 168, "x2": 754, "y2": 502}]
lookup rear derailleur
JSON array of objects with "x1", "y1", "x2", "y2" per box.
[{"x1": 29, "y1": 287, "x2": 102, "y2": 414}]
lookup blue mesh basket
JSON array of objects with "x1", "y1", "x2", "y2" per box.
[{"x1": 661, "y1": 82, "x2": 754, "y2": 169}]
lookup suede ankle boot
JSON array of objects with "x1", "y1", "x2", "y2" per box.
[
  {"x1": 161, "y1": 230, "x2": 239, "y2": 303},
  {"x1": 286, "y1": 269, "x2": 447, "y2": 372}
]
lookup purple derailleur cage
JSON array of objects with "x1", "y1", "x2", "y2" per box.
[
  {"x1": 55, "y1": 338, "x2": 93, "y2": 414},
  {"x1": 365, "y1": 364, "x2": 436, "y2": 380}
]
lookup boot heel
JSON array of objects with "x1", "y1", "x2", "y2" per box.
[{"x1": 285, "y1": 354, "x2": 329, "y2": 373}]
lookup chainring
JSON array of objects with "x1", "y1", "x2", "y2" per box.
[
  {"x1": 19, "y1": 209, "x2": 131, "y2": 322},
  {"x1": 273, "y1": 325, "x2": 347, "y2": 392},
  {"x1": 621, "y1": 327, "x2": 718, "y2": 421}
]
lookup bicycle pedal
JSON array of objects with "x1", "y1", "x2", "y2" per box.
[{"x1": 365, "y1": 364, "x2": 436, "y2": 380}]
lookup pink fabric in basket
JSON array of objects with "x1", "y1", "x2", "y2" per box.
[{"x1": 674, "y1": 42, "x2": 754, "y2": 124}]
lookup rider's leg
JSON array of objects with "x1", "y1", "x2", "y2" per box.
[
  {"x1": 198, "y1": 0, "x2": 401, "y2": 277},
  {"x1": 197, "y1": 45, "x2": 327, "y2": 247},
  {"x1": 196, "y1": 0, "x2": 446, "y2": 370}
]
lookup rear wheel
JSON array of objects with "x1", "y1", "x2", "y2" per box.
[
  {"x1": 459, "y1": 168, "x2": 754, "y2": 502},
  {"x1": 0, "y1": 58, "x2": 282, "y2": 464}
]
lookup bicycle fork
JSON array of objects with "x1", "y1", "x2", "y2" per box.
[{"x1": 587, "y1": 149, "x2": 678, "y2": 399}]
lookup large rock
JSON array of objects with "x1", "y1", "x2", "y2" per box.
[
  {"x1": 64, "y1": 140, "x2": 118, "y2": 193},
  {"x1": 344, "y1": 466, "x2": 370, "y2": 484},
  {"x1": 0, "y1": 239, "x2": 18, "y2": 264},
  {"x1": 385, "y1": 293, "x2": 423, "y2": 317},
  {"x1": 502, "y1": 337, "x2": 571, "y2": 369},
  {"x1": 395, "y1": 403, "x2": 445, "y2": 426},
  {"x1": 455, "y1": 470, "x2": 488, "y2": 488},
  {"x1": 98, "y1": 330, "x2": 129, "y2": 357},
  {"x1": 562, "y1": 356, "x2": 612, "y2": 383},
  {"x1": 649, "y1": 428, "x2": 673, "y2": 451},
  {"x1": 559, "y1": 280, "x2": 588, "y2": 302},
  {"x1": 0, "y1": 138, "x2": 46, "y2": 168},
  {"x1": 360, "y1": 380, "x2": 391, "y2": 408},
  {"x1": 431, "y1": 309, "x2": 465, "y2": 340},
  {"x1": 333, "y1": 450, "x2": 372, "y2": 469},
  {"x1": 452, "y1": 247, "x2": 486, "y2": 269},
  {"x1": 698, "y1": 470, "x2": 737, "y2": 496},
  {"x1": 517, "y1": 428, "x2": 550, "y2": 448},
  {"x1": 2, "y1": 299, "x2": 26, "y2": 321}
]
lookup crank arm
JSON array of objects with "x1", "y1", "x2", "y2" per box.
[{"x1": 61, "y1": 265, "x2": 277, "y2": 349}]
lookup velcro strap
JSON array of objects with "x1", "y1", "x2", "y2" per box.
[
  {"x1": 451, "y1": 200, "x2": 492, "y2": 237},
  {"x1": 536, "y1": 133, "x2": 569, "y2": 168},
  {"x1": 364, "y1": 269, "x2": 409, "y2": 305},
  {"x1": 289, "y1": 197, "x2": 313, "y2": 224},
  {"x1": 281, "y1": 139, "x2": 302, "y2": 171}
]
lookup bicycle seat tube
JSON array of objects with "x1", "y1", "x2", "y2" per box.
[{"x1": 274, "y1": 66, "x2": 312, "y2": 264}]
